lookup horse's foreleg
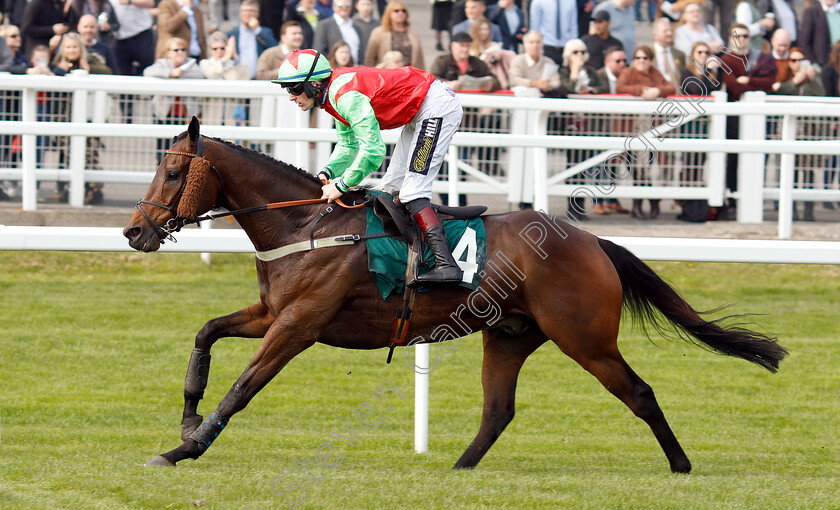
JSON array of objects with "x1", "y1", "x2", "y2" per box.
[
  {"x1": 147, "y1": 319, "x2": 316, "y2": 466},
  {"x1": 180, "y1": 302, "x2": 274, "y2": 441},
  {"x1": 453, "y1": 328, "x2": 547, "y2": 469}
]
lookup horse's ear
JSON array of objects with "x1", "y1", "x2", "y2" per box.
[{"x1": 188, "y1": 116, "x2": 200, "y2": 143}]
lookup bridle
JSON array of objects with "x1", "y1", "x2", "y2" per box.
[
  {"x1": 135, "y1": 135, "x2": 364, "y2": 244},
  {"x1": 135, "y1": 135, "x2": 223, "y2": 243}
]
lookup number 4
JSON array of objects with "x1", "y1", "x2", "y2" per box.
[{"x1": 452, "y1": 227, "x2": 478, "y2": 283}]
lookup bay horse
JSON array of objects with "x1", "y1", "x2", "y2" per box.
[{"x1": 124, "y1": 118, "x2": 787, "y2": 471}]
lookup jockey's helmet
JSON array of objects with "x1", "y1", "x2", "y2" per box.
[{"x1": 272, "y1": 49, "x2": 332, "y2": 98}]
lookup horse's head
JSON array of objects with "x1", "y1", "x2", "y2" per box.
[{"x1": 123, "y1": 117, "x2": 223, "y2": 252}]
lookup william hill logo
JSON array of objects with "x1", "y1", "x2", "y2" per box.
[{"x1": 411, "y1": 118, "x2": 441, "y2": 175}]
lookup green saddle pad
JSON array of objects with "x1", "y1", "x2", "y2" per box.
[{"x1": 365, "y1": 197, "x2": 487, "y2": 301}]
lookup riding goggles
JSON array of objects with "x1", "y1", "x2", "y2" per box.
[{"x1": 282, "y1": 82, "x2": 307, "y2": 95}]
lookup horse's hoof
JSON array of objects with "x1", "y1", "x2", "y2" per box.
[
  {"x1": 181, "y1": 415, "x2": 204, "y2": 441},
  {"x1": 144, "y1": 455, "x2": 176, "y2": 467}
]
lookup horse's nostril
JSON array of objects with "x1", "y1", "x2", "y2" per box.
[{"x1": 125, "y1": 226, "x2": 142, "y2": 240}]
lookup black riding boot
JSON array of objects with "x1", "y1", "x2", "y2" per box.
[{"x1": 406, "y1": 201, "x2": 463, "y2": 287}]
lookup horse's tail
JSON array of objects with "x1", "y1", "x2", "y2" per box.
[{"x1": 597, "y1": 237, "x2": 788, "y2": 373}]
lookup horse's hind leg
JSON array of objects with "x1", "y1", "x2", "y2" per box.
[
  {"x1": 453, "y1": 328, "x2": 547, "y2": 469},
  {"x1": 551, "y1": 332, "x2": 691, "y2": 473},
  {"x1": 180, "y1": 302, "x2": 274, "y2": 440}
]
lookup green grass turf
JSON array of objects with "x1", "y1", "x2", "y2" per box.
[{"x1": 0, "y1": 252, "x2": 838, "y2": 509}]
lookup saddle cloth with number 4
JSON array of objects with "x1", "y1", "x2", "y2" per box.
[{"x1": 365, "y1": 199, "x2": 487, "y2": 301}]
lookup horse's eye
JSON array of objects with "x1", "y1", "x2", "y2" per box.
[{"x1": 166, "y1": 171, "x2": 180, "y2": 181}]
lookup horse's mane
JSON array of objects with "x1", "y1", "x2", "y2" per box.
[{"x1": 174, "y1": 132, "x2": 322, "y2": 185}]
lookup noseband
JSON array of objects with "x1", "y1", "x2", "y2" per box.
[{"x1": 135, "y1": 135, "x2": 223, "y2": 244}]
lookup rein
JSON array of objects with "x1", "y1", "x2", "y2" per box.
[{"x1": 135, "y1": 137, "x2": 364, "y2": 244}]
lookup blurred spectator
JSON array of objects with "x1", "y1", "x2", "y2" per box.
[
  {"x1": 560, "y1": 38, "x2": 608, "y2": 218},
  {"x1": 673, "y1": 1, "x2": 723, "y2": 56},
  {"x1": 656, "y1": 0, "x2": 699, "y2": 22},
  {"x1": 285, "y1": 0, "x2": 320, "y2": 50},
  {"x1": 315, "y1": 0, "x2": 333, "y2": 18},
  {"x1": 51, "y1": 33, "x2": 111, "y2": 204},
  {"x1": 260, "y1": 0, "x2": 285, "y2": 41},
  {"x1": 201, "y1": 31, "x2": 250, "y2": 126},
  {"x1": 313, "y1": 0, "x2": 361, "y2": 63},
  {"x1": 143, "y1": 37, "x2": 205, "y2": 164},
  {"x1": 509, "y1": 30, "x2": 566, "y2": 97},
  {"x1": 582, "y1": 10, "x2": 623, "y2": 69},
  {"x1": 25, "y1": 45, "x2": 60, "y2": 176},
  {"x1": 734, "y1": 0, "x2": 774, "y2": 52},
  {"x1": 200, "y1": 31, "x2": 250, "y2": 80},
  {"x1": 155, "y1": 0, "x2": 207, "y2": 61},
  {"x1": 560, "y1": 38, "x2": 608, "y2": 94},
  {"x1": 652, "y1": 17, "x2": 684, "y2": 93},
  {"x1": 227, "y1": 0, "x2": 278, "y2": 79},
  {"x1": 772, "y1": 47, "x2": 825, "y2": 221},
  {"x1": 206, "y1": 0, "x2": 239, "y2": 34},
  {"x1": 485, "y1": 0, "x2": 525, "y2": 52},
  {"x1": 452, "y1": 0, "x2": 502, "y2": 42},
  {"x1": 469, "y1": 16, "x2": 515, "y2": 89},
  {"x1": 2, "y1": 0, "x2": 26, "y2": 27},
  {"x1": 0, "y1": 30, "x2": 12, "y2": 72},
  {"x1": 0, "y1": 24, "x2": 27, "y2": 73},
  {"x1": 529, "y1": 0, "x2": 578, "y2": 63},
  {"x1": 822, "y1": 40, "x2": 840, "y2": 97},
  {"x1": 431, "y1": 0, "x2": 453, "y2": 52},
  {"x1": 636, "y1": 0, "x2": 655, "y2": 22},
  {"x1": 592, "y1": 46, "x2": 631, "y2": 214},
  {"x1": 0, "y1": 25, "x2": 24, "y2": 199},
  {"x1": 449, "y1": 0, "x2": 467, "y2": 30},
  {"x1": 52, "y1": 32, "x2": 111, "y2": 74},
  {"x1": 765, "y1": 0, "x2": 798, "y2": 46},
  {"x1": 327, "y1": 39, "x2": 355, "y2": 67},
  {"x1": 677, "y1": 41, "x2": 721, "y2": 221},
  {"x1": 375, "y1": 49, "x2": 405, "y2": 68},
  {"x1": 800, "y1": 0, "x2": 839, "y2": 68},
  {"x1": 77, "y1": 13, "x2": 117, "y2": 74},
  {"x1": 353, "y1": 0, "x2": 379, "y2": 59},
  {"x1": 821, "y1": 41, "x2": 840, "y2": 209},
  {"x1": 720, "y1": 24, "x2": 776, "y2": 215},
  {"x1": 109, "y1": 0, "x2": 155, "y2": 76},
  {"x1": 70, "y1": 0, "x2": 118, "y2": 47},
  {"x1": 592, "y1": 0, "x2": 634, "y2": 57},
  {"x1": 770, "y1": 28, "x2": 793, "y2": 84},
  {"x1": 21, "y1": 0, "x2": 77, "y2": 54},
  {"x1": 364, "y1": 1, "x2": 424, "y2": 68},
  {"x1": 680, "y1": 41, "x2": 721, "y2": 95},
  {"x1": 431, "y1": 31, "x2": 499, "y2": 199},
  {"x1": 256, "y1": 20, "x2": 304, "y2": 80},
  {"x1": 597, "y1": 45, "x2": 626, "y2": 93},
  {"x1": 431, "y1": 32, "x2": 499, "y2": 92},
  {"x1": 617, "y1": 45, "x2": 676, "y2": 219}
]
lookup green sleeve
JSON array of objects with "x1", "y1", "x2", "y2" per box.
[{"x1": 323, "y1": 91, "x2": 386, "y2": 191}]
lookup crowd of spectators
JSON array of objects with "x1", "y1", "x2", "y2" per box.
[{"x1": 0, "y1": 0, "x2": 837, "y2": 218}]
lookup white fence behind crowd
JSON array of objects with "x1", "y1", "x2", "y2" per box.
[{"x1": 1, "y1": 74, "x2": 840, "y2": 239}]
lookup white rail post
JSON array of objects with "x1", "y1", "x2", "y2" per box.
[
  {"x1": 414, "y1": 343, "x2": 429, "y2": 453},
  {"x1": 21, "y1": 88, "x2": 37, "y2": 211},
  {"x1": 507, "y1": 106, "x2": 528, "y2": 207},
  {"x1": 737, "y1": 91, "x2": 766, "y2": 223},
  {"x1": 532, "y1": 109, "x2": 549, "y2": 212},
  {"x1": 778, "y1": 114, "x2": 797, "y2": 239},
  {"x1": 68, "y1": 88, "x2": 88, "y2": 207},
  {"x1": 706, "y1": 91, "x2": 727, "y2": 207},
  {"x1": 448, "y1": 143, "x2": 459, "y2": 206}
]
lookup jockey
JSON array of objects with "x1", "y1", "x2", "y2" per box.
[{"x1": 273, "y1": 49, "x2": 465, "y2": 287}]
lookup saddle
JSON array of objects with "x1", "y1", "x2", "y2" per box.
[
  {"x1": 369, "y1": 192, "x2": 487, "y2": 364},
  {"x1": 372, "y1": 192, "x2": 487, "y2": 243}
]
